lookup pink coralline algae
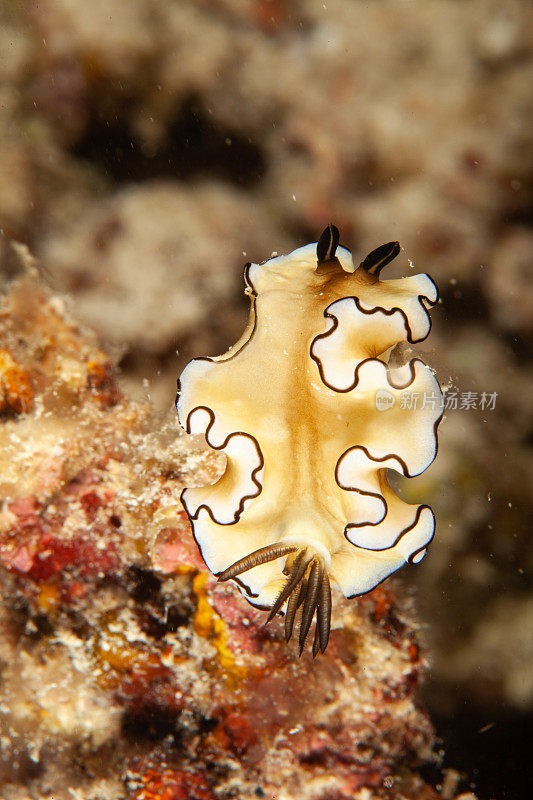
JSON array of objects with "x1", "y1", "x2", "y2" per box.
[{"x1": 0, "y1": 267, "x2": 474, "y2": 800}]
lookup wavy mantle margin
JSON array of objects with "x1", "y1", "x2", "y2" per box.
[
  {"x1": 178, "y1": 403, "x2": 265, "y2": 527},
  {"x1": 310, "y1": 288, "x2": 438, "y2": 394},
  {"x1": 176, "y1": 237, "x2": 443, "y2": 627}
]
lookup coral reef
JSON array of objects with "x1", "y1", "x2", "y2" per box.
[
  {"x1": 38, "y1": 182, "x2": 286, "y2": 358},
  {"x1": 0, "y1": 0, "x2": 531, "y2": 796},
  {"x1": 0, "y1": 267, "x2": 473, "y2": 799}
]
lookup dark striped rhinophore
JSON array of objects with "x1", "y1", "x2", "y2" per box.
[
  {"x1": 218, "y1": 544, "x2": 332, "y2": 657},
  {"x1": 317, "y1": 223, "x2": 340, "y2": 263},
  {"x1": 360, "y1": 241, "x2": 401, "y2": 275}
]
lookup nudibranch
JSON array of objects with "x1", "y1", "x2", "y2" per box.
[{"x1": 177, "y1": 225, "x2": 442, "y2": 657}]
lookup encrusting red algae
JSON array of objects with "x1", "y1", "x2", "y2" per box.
[{"x1": 0, "y1": 259, "x2": 472, "y2": 799}]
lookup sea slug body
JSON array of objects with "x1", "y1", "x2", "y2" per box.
[{"x1": 177, "y1": 225, "x2": 442, "y2": 656}]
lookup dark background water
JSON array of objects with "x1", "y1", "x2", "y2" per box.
[{"x1": 1, "y1": 1, "x2": 531, "y2": 797}]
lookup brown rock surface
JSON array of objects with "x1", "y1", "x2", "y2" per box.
[
  {"x1": 1, "y1": 2, "x2": 531, "y2": 796},
  {"x1": 0, "y1": 267, "x2": 471, "y2": 799}
]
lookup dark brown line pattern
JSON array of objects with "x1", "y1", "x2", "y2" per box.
[
  {"x1": 176, "y1": 241, "x2": 443, "y2": 619},
  {"x1": 343, "y1": 510, "x2": 435, "y2": 599},
  {"x1": 386, "y1": 360, "x2": 420, "y2": 391},
  {"x1": 175, "y1": 260, "x2": 273, "y2": 601},
  {"x1": 334, "y1": 447, "x2": 388, "y2": 526},
  {"x1": 243, "y1": 261, "x2": 254, "y2": 290},
  {"x1": 177, "y1": 264, "x2": 258, "y2": 376},
  {"x1": 407, "y1": 540, "x2": 433, "y2": 565},
  {"x1": 179, "y1": 405, "x2": 265, "y2": 527},
  {"x1": 237, "y1": 591, "x2": 278, "y2": 610},
  {"x1": 312, "y1": 346, "x2": 426, "y2": 397},
  {"x1": 344, "y1": 503, "x2": 434, "y2": 553},
  {"x1": 310, "y1": 285, "x2": 438, "y2": 394},
  {"x1": 336, "y1": 429, "x2": 438, "y2": 484},
  {"x1": 205, "y1": 262, "x2": 258, "y2": 364},
  {"x1": 239, "y1": 505, "x2": 436, "y2": 604}
]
